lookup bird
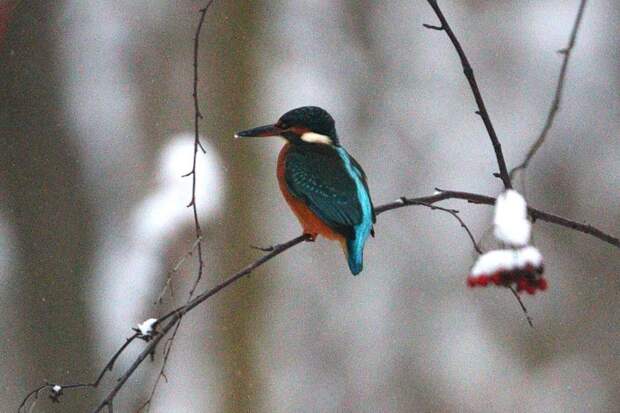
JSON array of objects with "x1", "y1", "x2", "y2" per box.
[{"x1": 235, "y1": 106, "x2": 375, "y2": 275}]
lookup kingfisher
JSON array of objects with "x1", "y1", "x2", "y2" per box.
[{"x1": 235, "y1": 106, "x2": 375, "y2": 275}]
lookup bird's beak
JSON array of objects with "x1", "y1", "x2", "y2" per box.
[{"x1": 234, "y1": 124, "x2": 283, "y2": 139}]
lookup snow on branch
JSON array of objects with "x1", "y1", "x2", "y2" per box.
[
  {"x1": 133, "y1": 318, "x2": 158, "y2": 341},
  {"x1": 493, "y1": 190, "x2": 531, "y2": 247}
]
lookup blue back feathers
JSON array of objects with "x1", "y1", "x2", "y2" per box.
[
  {"x1": 284, "y1": 143, "x2": 374, "y2": 275},
  {"x1": 335, "y1": 147, "x2": 373, "y2": 275}
]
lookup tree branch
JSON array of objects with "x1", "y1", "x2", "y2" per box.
[
  {"x1": 511, "y1": 0, "x2": 588, "y2": 177},
  {"x1": 396, "y1": 197, "x2": 482, "y2": 254},
  {"x1": 187, "y1": 1, "x2": 213, "y2": 297},
  {"x1": 378, "y1": 189, "x2": 618, "y2": 248},
  {"x1": 154, "y1": 236, "x2": 202, "y2": 304},
  {"x1": 91, "y1": 234, "x2": 312, "y2": 413},
  {"x1": 18, "y1": 2, "x2": 617, "y2": 411},
  {"x1": 138, "y1": 2, "x2": 216, "y2": 411},
  {"x1": 509, "y1": 286, "x2": 533, "y2": 328},
  {"x1": 424, "y1": 0, "x2": 512, "y2": 189},
  {"x1": 17, "y1": 334, "x2": 139, "y2": 412},
  {"x1": 89, "y1": 191, "x2": 617, "y2": 411},
  {"x1": 19, "y1": 187, "x2": 618, "y2": 411}
]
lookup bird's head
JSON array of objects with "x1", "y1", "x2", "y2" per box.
[{"x1": 235, "y1": 106, "x2": 339, "y2": 146}]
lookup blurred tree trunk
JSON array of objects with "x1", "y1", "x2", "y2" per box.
[
  {"x1": 0, "y1": 2, "x2": 96, "y2": 411},
  {"x1": 202, "y1": 1, "x2": 269, "y2": 411}
]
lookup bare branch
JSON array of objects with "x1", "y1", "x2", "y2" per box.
[
  {"x1": 91, "y1": 234, "x2": 312, "y2": 413},
  {"x1": 422, "y1": 23, "x2": 443, "y2": 31},
  {"x1": 511, "y1": 0, "x2": 588, "y2": 177},
  {"x1": 187, "y1": 0, "x2": 214, "y2": 297},
  {"x1": 136, "y1": 322, "x2": 181, "y2": 413},
  {"x1": 155, "y1": 236, "x2": 202, "y2": 304},
  {"x1": 90, "y1": 191, "x2": 617, "y2": 411},
  {"x1": 424, "y1": 0, "x2": 513, "y2": 189},
  {"x1": 17, "y1": 334, "x2": 140, "y2": 412},
  {"x1": 20, "y1": 187, "x2": 618, "y2": 411},
  {"x1": 18, "y1": 385, "x2": 47, "y2": 413},
  {"x1": 509, "y1": 286, "x2": 534, "y2": 328},
  {"x1": 93, "y1": 334, "x2": 140, "y2": 387},
  {"x1": 397, "y1": 197, "x2": 482, "y2": 254},
  {"x1": 378, "y1": 189, "x2": 619, "y2": 248},
  {"x1": 140, "y1": 1, "x2": 216, "y2": 410}
]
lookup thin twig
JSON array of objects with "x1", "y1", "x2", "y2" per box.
[
  {"x1": 187, "y1": 1, "x2": 214, "y2": 298},
  {"x1": 18, "y1": 334, "x2": 140, "y2": 412},
  {"x1": 92, "y1": 234, "x2": 312, "y2": 413},
  {"x1": 508, "y1": 286, "x2": 534, "y2": 328},
  {"x1": 424, "y1": 0, "x2": 512, "y2": 189},
  {"x1": 250, "y1": 244, "x2": 276, "y2": 252},
  {"x1": 377, "y1": 189, "x2": 619, "y2": 248},
  {"x1": 398, "y1": 197, "x2": 482, "y2": 254},
  {"x1": 138, "y1": 2, "x2": 216, "y2": 411},
  {"x1": 136, "y1": 322, "x2": 181, "y2": 413},
  {"x1": 93, "y1": 334, "x2": 140, "y2": 387},
  {"x1": 155, "y1": 236, "x2": 202, "y2": 304},
  {"x1": 26, "y1": 386, "x2": 47, "y2": 413},
  {"x1": 510, "y1": 0, "x2": 588, "y2": 177},
  {"x1": 18, "y1": 385, "x2": 47, "y2": 413}
]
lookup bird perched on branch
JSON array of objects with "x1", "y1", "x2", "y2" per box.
[{"x1": 235, "y1": 106, "x2": 375, "y2": 275}]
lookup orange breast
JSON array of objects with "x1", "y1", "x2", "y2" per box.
[{"x1": 277, "y1": 143, "x2": 344, "y2": 242}]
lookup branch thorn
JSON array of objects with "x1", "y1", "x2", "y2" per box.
[
  {"x1": 250, "y1": 244, "x2": 275, "y2": 252},
  {"x1": 197, "y1": 139, "x2": 207, "y2": 153},
  {"x1": 423, "y1": 23, "x2": 444, "y2": 31}
]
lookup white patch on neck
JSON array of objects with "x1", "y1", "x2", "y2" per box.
[{"x1": 300, "y1": 132, "x2": 332, "y2": 145}]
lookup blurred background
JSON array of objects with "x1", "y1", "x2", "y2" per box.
[{"x1": 1, "y1": 0, "x2": 619, "y2": 412}]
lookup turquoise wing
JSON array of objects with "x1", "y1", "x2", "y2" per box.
[
  {"x1": 284, "y1": 145, "x2": 369, "y2": 240},
  {"x1": 350, "y1": 154, "x2": 377, "y2": 231}
]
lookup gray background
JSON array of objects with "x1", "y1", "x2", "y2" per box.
[{"x1": 1, "y1": 1, "x2": 618, "y2": 412}]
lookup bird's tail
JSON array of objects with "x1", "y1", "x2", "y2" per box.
[{"x1": 342, "y1": 237, "x2": 364, "y2": 275}]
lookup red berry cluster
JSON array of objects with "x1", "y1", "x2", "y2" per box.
[{"x1": 467, "y1": 265, "x2": 547, "y2": 295}]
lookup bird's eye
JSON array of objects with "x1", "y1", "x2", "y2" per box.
[{"x1": 278, "y1": 122, "x2": 288, "y2": 129}]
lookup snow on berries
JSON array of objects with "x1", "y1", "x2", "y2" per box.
[{"x1": 468, "y1": 190, "x2": 547, "y2": 294}]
